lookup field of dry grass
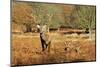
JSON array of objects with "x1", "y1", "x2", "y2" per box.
[{"x1": 12, "y1": 33, "x2": 96, "y2": 66}]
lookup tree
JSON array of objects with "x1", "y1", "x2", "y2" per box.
[
  {"x1": 74, "y1": 6, "x2": 96, "y2": 39},
  {"x1": 12, "y1": 1, "x2": 35, "y2": 33},
  {"x1": 30, "y1": 3, "x2": 65, "y2": 31}
]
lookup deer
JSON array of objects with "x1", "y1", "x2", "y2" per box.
[
  {"x1": 37, "y1": 24, "x2": 51, "y2": 52},
  {"x1": 64, "y1": 41, "x2": 81, "y2": 54}
]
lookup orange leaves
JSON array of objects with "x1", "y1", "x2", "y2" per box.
[{"x1": 12, "y1": 2, "x2": 34, "y2": 24}]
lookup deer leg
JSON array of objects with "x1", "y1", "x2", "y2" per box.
[
  {"x1": 42, "y1": 42, "x2": 45, "y2": 51},
  {"x1": 43, "y1": 41, "x2": 51, "y2": 52},
  {"x1": 42, "y1": 41, "x2": 47, "y2": 51},
  {"x1": 45, "y1": 43, "x2": 48, "y2": 49},
  {"x1": 47, "y1": 41, "x2": 51, "y2": 52},
  {"x1": 40, "y1": 37, "x2": 45, "y2": 51}
]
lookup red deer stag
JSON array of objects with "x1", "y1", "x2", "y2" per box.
[{"x1": 37, "y1": 24, "x2": 51, "y2": 52}]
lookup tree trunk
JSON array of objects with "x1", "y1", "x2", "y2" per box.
[
  {"x1": 58, "y1": 28, "x2": 60, "y2": 32},
  {"x1": 89, "y1": 22, "x2": 92, "y2": 40},
  {"x1": 25, "y1": 24, "x2": 32, "y2": 33},
  {"x1": 89, "y1": 28, "x2": 92, "y2": 40}
]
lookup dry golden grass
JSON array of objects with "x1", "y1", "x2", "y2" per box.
[{"x1": 12, "y1": 33, "x2": 96, "y2": 66}]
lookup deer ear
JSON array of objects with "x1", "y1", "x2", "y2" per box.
[
  {"x1": 42, "y1": 25, "x2": 47, "y2": 32},
  {"x1": 37, "y1": 25, "x2": 40, "y2": 28},
  {"x1": 43, "y1": 25, "x2": 47, "y2": 29}
]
